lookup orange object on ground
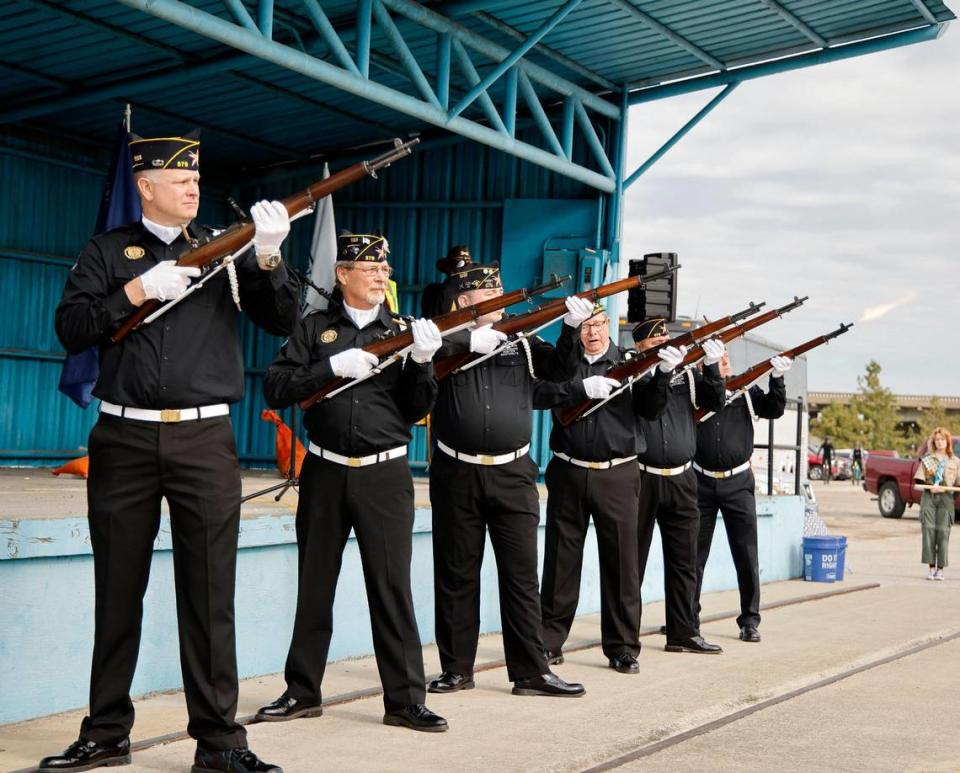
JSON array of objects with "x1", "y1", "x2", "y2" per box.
[
  {"x1": 52, "y1": 456, "x2": 90, "y2": 478},
  {"x1": 261, "y1": 409, "x2": 306, "y2": 478}
]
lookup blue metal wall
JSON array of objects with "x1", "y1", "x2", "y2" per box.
[{"x1": 0, "y1": 124, "x2": 610, "y2": 469}]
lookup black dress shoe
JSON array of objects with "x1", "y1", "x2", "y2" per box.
[
  {"x1": 664, "y1": 635, "x2": 723, "y2": 654},
  {"x1": 512, "y1": 672, "x2": 585, "y2": 697},
  {"x1": 254, "y1": 694, "x2": 323, "y2": 722},
  {"x1": 658, "y1": 625, "x2": 667, "y2": 635},
  {"x1": 38, "y1": 738, "x2": 131, "y2": 772},
  {"x1": 192, "y1": 747, "x2": 281, "y2": 773},
  {"x1": 383, "y1": 704, "x2": 449, "y2": 732},
  {"x1": 427, "y1": 671, "x2": 475, "y2": 693},
  {"x1": 543, "y1": 648, "x2": 564, "y2": 665},
  {"x1": 739, "y1": 625, "x2": 762, "y2": 643},
  {"x1": 608, "y1": 654, "x2": 639, "y2": 674}
]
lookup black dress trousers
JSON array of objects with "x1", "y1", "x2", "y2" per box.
[
  {"x1": 82, "y1": 414, "x2": 246, "y2": 752},
  {"x1": 636, "y1": 469, "x2": 701, "y2": 641},
  {"x1": 540, "y1": 458, "x2": 641, "y2": 659},
  {"x1": 284, "y1": 454, "x2": 426, "y2": 710},
  {"x1": 429, "y1": 451, "x2": 547, "y2": 681},
  {"x1": 694, "y1": 470, "x2": 761, "y2": 629}
]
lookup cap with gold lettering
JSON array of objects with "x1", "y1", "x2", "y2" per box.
[
  {"x1": 129, "y1": 130, "x2": 200, "y2": 172},
  {"x1": 449, "y1": 263, "x2": 501, "y2": 293},
  {"x1": 337, "y1": 231, "x2": 390, "y2": 262},
  {"x1": 631, "y1": 317, "x2": 668, "y2": 342}
]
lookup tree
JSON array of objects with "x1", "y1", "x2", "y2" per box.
[
  {"x1": 850, "y1": 360, "x2": 902, "y2": 452},
  {"x1": 916, "y1": 395, "x2": 960, "y2": 442},
  {"x1": 814, "y1": 402, "x2": 863, "y2": 447}
]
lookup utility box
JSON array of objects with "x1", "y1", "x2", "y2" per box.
[
  {"x1": 627, "y1": 252, "x2": 678, "y2": 322},
  {"x1": 542, "y1": 238, "x2": 608, "y2": 298}
]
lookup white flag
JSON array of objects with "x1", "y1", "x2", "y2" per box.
[{"x1": 302, "y1": 163, "x2": 337, "y2": 315}]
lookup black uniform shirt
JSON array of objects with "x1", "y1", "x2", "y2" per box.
[
  {"x1": 637, "y1": 364, "x2": 725, "y2": 468},
  {"x1": 264, "y1": 304, "x2": 437, "y2": 455},
  {"x1": 432, "y1": 324, "x2": 580, "y2": 455},
  {"x1": 695, "y1": 376, "x2": 787, "y2": 470},
  {"x1": 532, "y1": 344, "x2": 670, "y2": 461},
  {"x1": 55, "y1": 221, "x2": 298, "y2": 407}
]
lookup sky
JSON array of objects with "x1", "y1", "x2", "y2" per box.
[{"x1": 621, "y1": 27, "x2": 960, "y2": 395}]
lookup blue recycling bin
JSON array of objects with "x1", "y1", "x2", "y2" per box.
[
  {"x1": 836, "y1": 536, "x2": 847, "y2": 580},
  {"x1": 803, "y1": 535, "x2": 844, "y2": 582}
]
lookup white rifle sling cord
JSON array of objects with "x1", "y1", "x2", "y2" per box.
[
  {"x1": 225, "y1": 257, "x2": 242, "y2": 311},
  {"x1": 519, "y1": 335, "x2": 536, "y2": 378},
  {"x1": 686, "y1": 368, "x2": 697, "y2": 409},
  {"x1": 744, "y1": 388, "x2": 758, "y2": 422}
]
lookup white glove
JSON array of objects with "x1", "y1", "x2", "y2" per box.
[
  {"x1": 139, "y1": 260, "x2": 201, "y2": 302},
  {"x1": 702, "y1": 338, "x2": 725, "y2": 366},
  {"x1": 251, "y1": 200, "x2": 290, "y2": 258},
  {"x1": 469, "y1": 325, "x2": 508, "y2": 354},
  {"x1": 329, "y1": 348, "x2": 378, "y2": 379},
  {"x1": 771, "y1": 355, "x2": 792, "y2": 377},
  {"x1": 563, "y1": 295, "x2": 595, "y2": 327},
  {"x1": 582, "y1": 375, "x2": 620, "y2": 399},
  {"x1": 657, "y1": 345, "x2": 686, "y2": 373},
  {"x1": 410, "y1": 319, "x2": 442, "y2": 364}
]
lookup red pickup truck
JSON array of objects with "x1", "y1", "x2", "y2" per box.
[{"x1": 865, "y1": 440, "x2": 960, "y2": 518}]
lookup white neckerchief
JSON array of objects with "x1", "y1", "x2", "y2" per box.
[
  {"x1": 142, "y1": 215, "x2": 184, "y2": 246},
  {"x1": 343, "y1": 302, "x2": 380, "y2": 329},
  {"x1": 584, "y1": 343, "x2": 610, "y2": 365}
]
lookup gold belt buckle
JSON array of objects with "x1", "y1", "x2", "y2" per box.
[
  {"x1": 160, "y1": 409, "x2": 181, "y2": 423},
  {"x1": 347, "y1": 457, "x2": 362, "y2": 468},
  {"x1": 589, "y1": 461, "x2": 601, "y2": 470},
  {"x1": 480, "y1": 455, "x2": 496, "y2": 465},
  {"x1": 661, "y1": 468, "x2": 672, "y2": 476}
]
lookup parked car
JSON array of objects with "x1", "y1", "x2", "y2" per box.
[
  {"x1": 864, "y1": 440, "x2": 960, "y2": 518},
  {"x1": 807, "y1": 447, "x2": 851, "y2": 481}
]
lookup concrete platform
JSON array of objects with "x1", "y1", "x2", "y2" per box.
[{"x1": 3, "y1": 483, "x2": 958, "y2": 772}]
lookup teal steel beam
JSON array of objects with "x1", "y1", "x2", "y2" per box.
[
  {"x1": 561, "y1": 96, "x2": 575, "y2": 160},
  {"x1": 113, "y1": 0, "x2": 616, "y2": 191},
  {"x1": 503, "y1": 67, "x2": 517, "y2": 137},
  {"x1": 605, "y1": 0, "x2": 725, "y2": 71},
  {"x1": 436, "y1": 33, "x2": 451, "y2": 109},
  {"x1": 910, "y1": 0, "x2": 938, "y2": 24},
  {"x1": 436, "y1": 0, "x2": 517, "y2": 15},
  {"x1": 624, "y1": 83, "x2": 739, "y2": 190},
  {"x1": 301, "y1": 0, "x2": 360, "y2": 75},
  {"x1": 450, "y1": 39, "x2": 508, "y2": 135},
  {"x1": 605, "y1": 87, "x2": 629, "y2": 252},
  {"x1": 573, "y1": 97, "x2": 616, "y2": 178},
  {"x1": 517, "y1": 70, "x2": 565, "y2": 159},
  {"x1": 223, "y1": 0, "x2": 259, "y2": 33},
  {"x1": 628, "y1": 24, "x2": 945, "y2": 104},
  {"x1": 258, "y1": 0, "x2": 274, "y2": 39},
  {"x1": 357, "y1": 0, "x2": 372, "y2": 78},
  {"x1": 447, "y1": 0, "x2": 584, "y2": 119},
  {"x1": 372, "y1": 0, "x2": 441, "y2": 107},
  {"x1": 379, "y1": 0, "x2": 620, "y2": 120},
  {"x1": 756, "y1": 0, "x2": 827, "y2": 47}
]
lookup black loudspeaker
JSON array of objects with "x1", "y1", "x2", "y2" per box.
[{"x1": 626, "y1": 252, "x2": 678, "y2": 323}]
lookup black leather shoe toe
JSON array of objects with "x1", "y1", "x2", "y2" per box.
[
  {"x1": 658, "y1": 625, "x2": 667, "y2": 635},
  {"x1": 608, "y1": 654, "x2": 639, "y2": 674},
  {"x1": 543, "y1": 648, "x2": 564, "y2": 665},
  {"x1": 255, "y1": 694, "x2": 323, "y2": 722},
  {"x1": 664, "y1": 636, "x2": 723, "y2": 654},
  {"x1": 739, "y1": 625, "x2": 762, "y2": 643},
  {"x1": 383, "y1": 704, "x2": 449, "y2": 732},
  {"x1": 512, "y1": 672, "x2": 585, "y2": 697},
  {"x1": 38, "y1": 738, "x2": 131, "y2": 772},
  {"x1": 192, "y1": 747, "x2": 281, "y2": 773},
  {"x1": 427, "y1": 671, "x2": 475, "y2": 693}
]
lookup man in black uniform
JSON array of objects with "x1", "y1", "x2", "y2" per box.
[
  {"x1": 427, "y1": 264, "x2": 593, "y2": 697},
  {"x1": 633, "y1": 318, "x2": 726, "y2": 655},
  {"x1": 256, "y1": 232, "x2": 448, "y2": 732},
  {"x1": 421, "y1": 244, "x2": 472, "y2": 317},
  {"x1": 532, "y1": 306, "x2": 683, "y2": 673},
  {"x1": 693, "y1": 352, "x2": 790, "y2": 643},
  {"x1": 818, "y1": 436, "x2": 835, "y2": 484},
  {"x1": 48, "y1": 133, "x2": 296, "y2": 773}
]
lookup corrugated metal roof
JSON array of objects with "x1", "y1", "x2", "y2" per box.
[{"x1": 0, "y1": 0, "x2": 952, "y2": 172}]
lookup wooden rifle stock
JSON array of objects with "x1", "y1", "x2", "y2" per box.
[
  {"x1": 553, "y1": 300, "x2": 768, "y2": 426},
  {"x1": 433, "y1": 265, "x2": 680, "y2": 380},
  {"x1": 693, "y1": 322, "x2": 852, "y2": 422},
  {"x1": 297, "y1": 274, "x2": 567, "y2": 409},
  {"x1": 110, "y1": 138, "x2": 420, "y2": 343}
]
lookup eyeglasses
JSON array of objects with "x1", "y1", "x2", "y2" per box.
[
  {"x1": 582, "y1": 321, "x2": 608, "y2": 331},
  {"x1": 349, "y1": 264, "x2": 394, "y2": 278}
]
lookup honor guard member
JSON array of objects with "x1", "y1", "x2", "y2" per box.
[
  {"x1": 427, "y1": 264, "x2": 594, "y2": 698},
  {"x1": 693, "y1": 351, "x2": 790, "y2": 643},
  {"x1": 532, "y1": 305, "x2": 683, "y2": 674},
  {"x1": 421, "y1": 244, "x2": 472, "y2": 317},
  {"x1": 256, "y1": 232, "x2": 449, "y2": 733},
  {"x1": 49, "y1": 133, "x2": 297, "y2": 773},
  {"x1": 633, "y1": 318, "x2": 726, "y2": 656}
]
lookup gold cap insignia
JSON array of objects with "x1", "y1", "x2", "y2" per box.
[
  {"x1": 320, "y1": 329, "x2": 338, "y2": 344},
  {"x1": 124, "y1": 245, "x2": 146, "y2": 260}
]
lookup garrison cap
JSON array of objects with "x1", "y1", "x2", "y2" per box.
[
  {"x1": 129, "y1": 130, "x2": 200, "y2": 172},
  {"x1": 449, "y1": 262, "x2": 501, "y2": 293},
  {"x1": 632, "y1": 317, "x2": 668, "y2": 342},
  {"x1": 337, "y1": 231, "x2": 390, "y2": 262},
  {"x1": 436, "y1": 244, "x2": 472, "y2": 275}
]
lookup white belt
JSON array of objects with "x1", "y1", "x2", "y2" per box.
[
  {"x1": 100, "y1": 401, "x2": 229, "y2": 423},
  {"x1": 437, "y1": 440, "x2": 529, "y2": 466},
  {"x1": 554, "y1": 451, "x2": 637, "y2": 470},
  {"x1": 308, "y1": 442, "x2": 407, "y2": 468},
  {"x1": 693, "y1": 461, "x2": 751, "y2": 479},
  {"x1": 638, "y1": 461, "x2": 693, "y2": 477}
]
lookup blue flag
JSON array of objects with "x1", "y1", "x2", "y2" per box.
[{"x1": 58, "y1": 123, "x2": 141, "y2": 408}]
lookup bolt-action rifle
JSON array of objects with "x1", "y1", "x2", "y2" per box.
[{"x1": 110, "y1": 138, "x2": 421, "y2": 343}]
